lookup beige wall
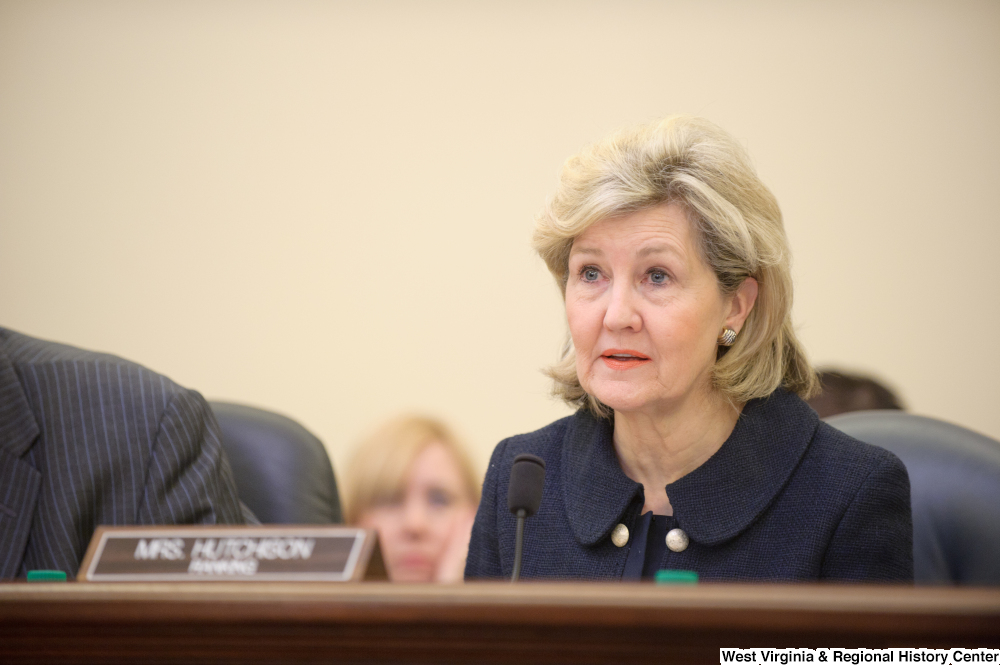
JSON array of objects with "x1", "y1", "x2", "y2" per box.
[{"x1": 2, "y1": 0, "x2": 998, "y2": 482}]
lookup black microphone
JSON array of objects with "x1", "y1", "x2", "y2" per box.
[{"x1": 507, "y1": 453, "x2": 546, "y2": 582}]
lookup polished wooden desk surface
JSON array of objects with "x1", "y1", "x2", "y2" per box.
[{"x1": 1, "y1": 581, "x2": 998, "y2": 664}]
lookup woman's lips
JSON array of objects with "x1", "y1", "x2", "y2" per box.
[
  {"x1": 600, "y1": 349, "x2": 651, "y2": 371},
  {"x1": 394, "y1": 553, "x2": 434, "y2": 571}
]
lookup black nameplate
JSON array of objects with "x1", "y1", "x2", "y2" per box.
[{"x1": 78, "y1": 526, "x2": 386, "y2": 582}]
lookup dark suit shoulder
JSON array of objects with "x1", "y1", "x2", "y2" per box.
[
  {"x1": 490, "y1": 414, "x2": 576, "y2": 468},
  {"x1": 2, "y1": 327, "x2": 181, "y2": 390},
  {"x1": 1, "y1": 328, "x2": 187, "y2": 422},
  {"x1": 807, "y1": 419, "x2": 910, "y2": 487},
  {"x1": 809, "y1": 423, "x2": 913, "y2": 581}
]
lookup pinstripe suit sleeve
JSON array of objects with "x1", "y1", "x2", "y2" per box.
[{"x1": 136, "y1": 388, "x2": 244, "y2": 526}]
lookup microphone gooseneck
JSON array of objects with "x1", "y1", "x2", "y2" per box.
[
  {"x1": 507, "y1": 453, "x2": 546, "y2": 583},
  {"x1": 511, "y1": 508, "x2": 527, "y2": 582}
]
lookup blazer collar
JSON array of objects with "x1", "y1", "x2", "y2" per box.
[
  {"x1": 562, "y1": 389, "x2": 818, "y2": 547},
  {"x1": 0, "y1": 344, "x2": 40, "y2": 458},
  {"x1": 562, "y1": 411, "x2": 642, "y2": 546}
]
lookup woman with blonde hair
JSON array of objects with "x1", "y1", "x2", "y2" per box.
[
  {"x1": 345, "y1": 415, "x2": 480, "y2": 582},
  {"x1": 466, "y1": 116, "x2": 912, "y2": 581}
]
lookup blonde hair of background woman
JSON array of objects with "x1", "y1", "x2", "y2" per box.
[
  {"x1": 533, "y1": 115, "x2": 818, "y2": 416},
  {"x1": 343, "y1": 415, "x2": 481, "y2": 525}
]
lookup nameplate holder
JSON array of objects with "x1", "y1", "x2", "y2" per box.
[{"x1": 77, "y1": 525, "x2": 386, "y2": 582}]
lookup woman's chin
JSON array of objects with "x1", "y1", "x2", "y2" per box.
[
  {"x1": 587, "y1": 374, "x2": 705, "y2": 415},
  {"x1": 388, "y1": 566, "x2": 435, "y2": 583},
  {"x1": 388, "y1": 556, "x2": 436, "y2": 582},
  {"x1": 590, "y1": 385, "x2": 658, "y2": 414}
]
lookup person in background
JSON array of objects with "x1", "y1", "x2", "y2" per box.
[
  {"x1": 806, "y1": 369, "x2": 904, "y2": 418},
  {"x1": 0, "y1": 327, "x2": 247, "y2": 579},
  {"x1": 466, "y1": 115, "x2": 913, "y2": 582},
  {"x1": 344, "y1": 416, "x2": 480, "y2": 583}
]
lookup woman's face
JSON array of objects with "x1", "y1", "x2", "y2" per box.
[
  {"x1": 357, "y1": 442, "x2": 476, "y2": 582},
  {"x1": 565, "y1": 203, "x2": 756, "y2": 416}
]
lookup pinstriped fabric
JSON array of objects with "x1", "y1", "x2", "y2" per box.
[
  {"x1": 0, "y1": 455, "x2": 41, "y2": 576},
  {"x1": 0, "y1": 328, "x2": 245, "y2": 579}
]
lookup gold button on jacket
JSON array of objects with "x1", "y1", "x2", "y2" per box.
[{"x1": 666, "y1": 528, "x2": 689, "y2": 553}]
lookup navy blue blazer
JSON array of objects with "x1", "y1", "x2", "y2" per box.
[
  {"x1": 466, "y1": 389, "x2": 913, "y2": 582},
  {"x1": 0, "y1": 328, "x2": 246, "y2": 579}
]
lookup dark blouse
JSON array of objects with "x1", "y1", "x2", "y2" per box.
[
  {"x1": 622, "y1": 512, "x2": 672, "y2": 579},
  {"x1": 465, "y1": 389, "x2": 913, "y2": 582}
]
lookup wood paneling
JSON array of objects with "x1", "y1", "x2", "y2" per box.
[{"x1": 1, "y1": 582, "x2": 997, "y2": 664}]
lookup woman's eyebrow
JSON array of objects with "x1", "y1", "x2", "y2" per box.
[
  {"x1": 569, "y1": 246, "x2": 603, "y2": 257},
  {"x1": 636, "y1": 244, "x2": 681, "y2": 259}
]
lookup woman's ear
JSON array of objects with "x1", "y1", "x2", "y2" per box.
[{"x1": 726, "y1": 277, "x2": 758, "y2": 333}]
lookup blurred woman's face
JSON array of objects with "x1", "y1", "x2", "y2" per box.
[
  {"x1": 357, "y1": 442, "x2": 476, "y2": 582},
  {"x1": 565, "y1": 203, "x2": 755, "y2": 417}
]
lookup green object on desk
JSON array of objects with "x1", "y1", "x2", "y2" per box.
[
  {"x1": 27, "y1": 570, "x2": 67, "y2": 582},
  {"x1": 655, "y1": 569, "x2": 698, "y2": 584}
]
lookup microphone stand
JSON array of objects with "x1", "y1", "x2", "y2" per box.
[
  {"x1": 507, "y1": 452, "x2": 545, "y2": 583},
  {"x1": 511, "y1": 508, "x2": 527, "y2": 583}
]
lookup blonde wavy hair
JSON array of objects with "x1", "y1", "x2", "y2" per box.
[
  {"x1": 533, "y1": 115, "x2": 818, "y2": 416},
  {"x1": 343, "y1": 415, "x2": 481, "y2": 525}
]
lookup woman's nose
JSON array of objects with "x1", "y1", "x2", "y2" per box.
[
  {"x1": 603, "y1": 282, "x2": 642, "y2": 332},
  {"x1": 401, "y1": 498, "x2": 429, "y2": 534}
]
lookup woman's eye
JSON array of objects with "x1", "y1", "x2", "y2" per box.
[
  {"x1": 427, "y1": 488, "x2": 454, "y2": 508},
  {"x1": 648, "y1": 270, "x2": 668, "y2": 284},
  {"x1": 582, "y1": 267, "x2": 600, "y2": 281}
]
